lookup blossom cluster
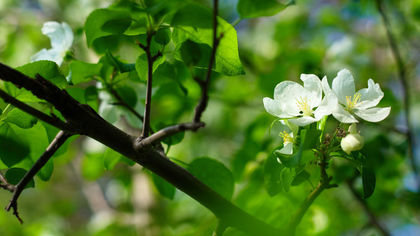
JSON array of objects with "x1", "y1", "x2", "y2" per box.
[{"x1": 264, "y1": 69, "x2": 390, "y2": 155}]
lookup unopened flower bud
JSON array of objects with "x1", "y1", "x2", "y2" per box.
[{"x1": 341, "y1": 124, "x2": 364, "y2": 154}]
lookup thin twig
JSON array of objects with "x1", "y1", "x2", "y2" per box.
[
  {"x1": 193, "y1": 0, "x2": 222, "y2": 123},
  {"x1": 375, "y1": 0, "x2": 419, "y2": 187},
  {"x1": 0, "y1": 171, "x2": 15, "y2": 192},
  {"x1": 138, "y1": 32, "x2": 162, "y2": 138},
  {"x1": 109, "y1": 88, "x2": 144, "y2": 122},
  {"x1": 5, "y1": 130, "x2": 72, "y2": 223},
  {"x1": 135, "y1": 122, "x2": 205, "y2": 150},
  {"x1": 0, "y1": 89, "x2": 70, "y2": 131},
  {"x1": 346, "y1": 180, "x2": 390, "y2": 236}
]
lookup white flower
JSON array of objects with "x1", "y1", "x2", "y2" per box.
[
  {"x1": 263, "y1": 74, "x2": 332, "y2": 126},
  {"x1": 341, "y1": 124, "x2": 364, "y2": 154},
  {"x1": 31, "y1": 21, "x2": 74, "y2": 66},
  {"x1": 322, "y1": 69, "x2": 391, "y2": 123},
  {"x1": 276, "y1": 120, "x2": 298, "y2": 155}
]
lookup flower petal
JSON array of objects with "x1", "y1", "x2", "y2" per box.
[
  {"x1": 332, "y1": 69, "x2": 355, "y2": 105},
  {"x1": 356, "y1": 79, "x2": 384, "y2": 109},
  {"x1": 289, "y1": 116, "x2": 318, "y2": 126},
  {"x1": 263, "y1": 97, "x2": 293, "y2": 118},
  {"x1": 354, "y1": 107, "x2": 391, "y2": 122},
  {"x1": 332, "y1": 104, "x2": 358, "y2": 123},
  {"x1": 300, "y1": 74, "x2": 322, "y2": 107},
  {"x1": 31, "y1": 49, "x2": 64, "y2": 65},
  {"x1": 313, "y1": 92, "x2": 337, "y2": 120},
  {"x1": 273, "y1": 81, "x2": 303, "y2": 116},
  {"x1": 279, "y1": 142, "x2": 294, "y2": 155},
  {"x1": 42, "y1": 21, "x2": 73, "y2": 51}
]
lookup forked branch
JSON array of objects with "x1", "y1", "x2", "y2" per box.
[{"x1": 5, "y1": 130, "x2": 72, "y2": 223}]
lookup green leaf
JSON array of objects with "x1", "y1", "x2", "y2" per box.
[
  {"x1": 37, "y1": 159, "x2": 54, "y2": 181},
  {"x1": 4, "y1": 108, "x2": 37, "y2": 129},
  {"x1": 280, "y1": 167, "x2": 294, "y2": 192},
  {"x1": 105, "y1": 51, "x2": 136, "y2": 73},
  {"x1": 291, "y1": 170, "x2": 310, "y2": 186},
  {"x1": 362, "y1": 166, "x2": 376, "y2": 199},
  {"x1": 135, "y1": 54, "x2": 165, "y2": 81},
  {"x1": 188, "y1": 158, "x2": 234, "y2": 199},
  {"x1": 85, "y1": 8, "x2": 132, "y2": 47},
  {"x1": 103, "y1": 148, "x2": 122, "y2": 170},
  {"x1": 171, "y1": 3, "x2": 212, "y2": 28},
  {"x1": 82, "y1": 152, "x2": 105, "y2": 180},
  {"x1": 173, "y1": 14, "x2": 244, "y2": 75},
  {"x1": 115, "y1": 85, "x2": 137, "y2": 108},
  {"x1": 17, "y1": 61, "x2": 67, "y2": 88},
  {"x1": 5, "y1": 168, "x2": 34, "y2": 188},
  {"x1": 11, "y1": 122, "x2": 54, "y2": 181},
  {"x1": 263, "y1": 153, "x2": 284, "y2": 196},
  {"x1": 68, "y1": 60, "x2": 102, "y2": 85},
  {"x1": 0, "y1": 124, "x2": 30, "y2": 167},
  {"x1": 151, "y1": 172, "x2": 176, "y2": 199},
  {"x1": 180, "y1": 40, "x2": 202, "y2": 66},
  {"x1": 155, "y1": 27, "x2": 171, "y2": 45},
  {"x1": 237, "y1": 0, "x2": 293, "y2": 18}
]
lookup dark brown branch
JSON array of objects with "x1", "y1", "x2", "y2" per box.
[
  {"x1": 375, "y1": 0, "x2": 419, "y2": 187},
  {"x1": 134, "y1": 122, "x2": 205, "y2": 149},
  {"x1": 138, "y1": 32, "x2": 161, "y2": 138},
  {"x1": 0, "y1": 89, "x2": 70, "y2": 131},
  {"x1": 193, "y1": 0, "x2": 222, "y2": 123},
  {"x1": 346, "y1": 180, "x2": 390, "y2": 236},
  {"x1": 5, "y1": 130, "x2": 72, "y2": 223},
  {"x1": 0, "y1": 61, "x2": 282, "y2": 234}
]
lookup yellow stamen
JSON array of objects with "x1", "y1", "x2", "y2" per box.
[
  {"x1": 296, "y1": 96, "x2": 313, "y2": 116},
  {"x1": 279, "y1": 131, "x2": 293, "y2": 144},
  {"x1": 346, "y1": 93, "x2": 361, "y2": 110}
]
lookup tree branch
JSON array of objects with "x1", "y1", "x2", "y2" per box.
[
  {"x1": 0, "y1": 61, "x2": 282, "y2": 235},
  {"x1": 138, "y1": 32, "x2": 162, "y2": 138},
  {"x1": 346, "y1": 180, "x2": 390, "y2": 236},
  {"x1": 5, "y1": 130, "x2": 72, "y2": 223},
  {"x1": 375, "y1": 0, "x2": 419, "y2": 188},
  {"x1": 0, "y1": 171, "x2": 15, "y2": 192},
  {"x1": 0, "y1": 89, "x2": 70, "y2": 131},
  {"x1": 193, "y1": 0, "x2": 222, "y2": 123},
  {"x1": 134, "y1": 122, "x2": 205, "y2": 149}
]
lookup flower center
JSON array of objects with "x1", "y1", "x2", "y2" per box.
[
  {"x1": 296, "y1": 97, "x2": 313, "y2": 116},
  {"x1": 345, "y1": 93, "x2": 361, "y2": 111},
  {"x1": 280, "y1": 131, "x2": 293, "y2": 144}
]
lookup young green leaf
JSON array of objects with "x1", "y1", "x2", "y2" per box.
[
  {"x1": 0, "y1": 124, "x2": 30, "y2": 167},
  {"x1": 151, "y1": 172, "x2": 176, "y2": 200},
  {"x1": 188, "y1": 158, "x2": 234, "y2": 200},
  {"x1": 237, "y1": 0, "x2": 294, "y2": 19},
  {"x1": 17, "y1": 60, "x2": 67, "y2": 88},
  {"x1": 68, "y1": 60, "x2": 102, "y2": 85},
  {"x1": 173, "y1": 16, "x2": 244, "y2": 76},
  {"x1": 5, "y1": 168, "x2": 35, "y2": 188},
  {"x1": 263, "y1": 153, "x2": 284, "y2": 196},
  {"x1": 85, "y1": 8, "x2": 132, "y2": 47},
  {"x1": 4, "y1": 108, "x2": 37, "y2": 129}
]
